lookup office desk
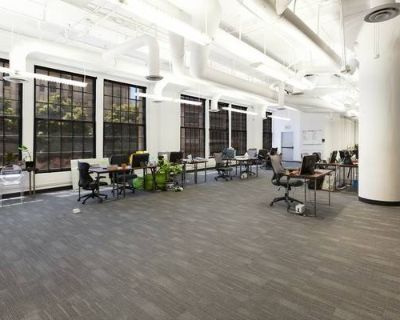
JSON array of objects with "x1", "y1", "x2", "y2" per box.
[
  {"x1": 285, "y1": 169, "x2": 333, "y2": 216},
  {"x1": 337, "y1": 163, "x2": 358, "y2": 191},
  {"x1": 316, "y1": 163, "x2": 358, "y2": 191},
  {"x1": 140, "y1": 164, "x2": 159, "y2": 192},
  {"x1": 182, "y1": 158, "x2": 208, "y2": 185},
  {"x1": 89, "y1": 166, "x2": 132, "y2": 198},
  {"x1": 234, "y1": 156, "x2": 259, "y2": 178}
]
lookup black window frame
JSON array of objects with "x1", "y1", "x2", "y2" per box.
[
  {"x1": 34, "y1": 66, "x2": 96, "y2": 173},
  {"x1": 209, "y1": 101, "x2": 229, "y2": 156},
  {"x1": 231, "y1": 105, "x2": 247, "y2": 155},
  {"x1": 103, "y1": 79, "x2": 146, "y2": 158},
  {"x1": 180, "y1": 94, "x2": 205, "y2": 158},
  {"x1": 0, "y1": 59, "x2": 23, "y2": 166},
  {"x1": 263, "y1": 112, "x2": 273, "y2": 150}
]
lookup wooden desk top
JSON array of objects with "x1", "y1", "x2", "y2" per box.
[
  {"x1": 182, "y1": 158, "x2": 208, "y2": 164},
  {"x1": 234, "y1": 156, "x2": 258, "y2": 161},
  {"x1": 89, "y1": 166, "x2": 132, "y2": 174},
  {"x1": 285, "y1": 169, "x2": 333, "y2": 179}
]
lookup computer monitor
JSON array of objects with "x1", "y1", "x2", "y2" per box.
[
  {"x1": 222, "y1": 148, "x2": 236, "y2": 159},
  {"x1": 131, "y1": 153, "x2": 149, "y2": 168},
  {"x1": 300, "y1": 155, "x2": 317, "y2": 175},
  {"x1": 339, "y1": 150, "x2": 345, "y2": 161},
  {"x1": 169, "y1": 151, "x2": 183, "y2": 164},
  {"x1": 329, "y1": 151, "x2": 337, "y2": 163}
]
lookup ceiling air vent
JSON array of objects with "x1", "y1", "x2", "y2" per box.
[{"x1": 364, "y1": 3, "x2": 400, "y2": 23}]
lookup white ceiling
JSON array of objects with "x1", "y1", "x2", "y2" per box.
[{"x1": 0, "y1": 0, "x2": 369, "y2": 115}]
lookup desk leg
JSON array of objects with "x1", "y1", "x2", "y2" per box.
[
  {"x1": 143, "y1": 168, "x2": 146, "y2": 190},
  {"x1": 28, "y1": 172, "x2": 32, "y2": 195},
  {"x1": 314, "y1": 179, "x2": 317, "y2": 216},
  {"x1": 235, "y1": 161, "x2": 238, "y2": 176},
  {"x1": 329, "y1": 174, "x2": 331, "y2": 206},
  {"x1": 152, "y1": 168, "x2": 157, "y2": 192},
  {"x1": 204, "y1": 162, "x2": 207, "y2": 183},
  {"x1": 304, "y1": 179, "x2": 307, "y2": 204},
  {"x1": 123, "y1": 171, "x2": 126, "y2": 198},
  {"x1": 194, "y1": 163, "x2": 198, "y2": 184},
  {"x1": 182, "y1": 164, "x2": 186, "y2": 187},
  {"x1": 33, "y1": 171, "x2": 36, "y2": 195},
  {"x1": 256, "y1": 162, "x2": 258, "y2": 177}
]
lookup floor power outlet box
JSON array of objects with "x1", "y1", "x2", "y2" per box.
[{"x1": 295, "y1": 204, "x2": 306, "y2": 214}]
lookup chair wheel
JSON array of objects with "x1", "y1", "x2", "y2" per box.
[
  {"x1": 269, "y1": 202, "x2": 274, "y2": 207},
  {"x1": 214, "y1": 177, "x2": 217, "y2": 181}
]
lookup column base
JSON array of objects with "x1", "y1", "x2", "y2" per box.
[{"x1": 359, "y1": 196, "x2": 400, "y2": 206}]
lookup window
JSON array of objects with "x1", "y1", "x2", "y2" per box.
[
  {"x1": 34, "y1": 67, "x2": 96, "y2": 172},
  {"x1": 231, "y1": 105, "x2": 247, "y2": 155},
  {"x1": 103, "y1": 80, "x2": 146, "y2": 157},
  {"x1": 209, "y1": 102, "x2": 229, "y2": 156},
  {"x1": 180, "y1": 95, "x2": 205, "y2": 157},
  {"x1": 263, "y1": 112, "x2": 272, "y2": 150},
  {"x1": 0, "y1": 59, "x2": 22, "y2": 166}
]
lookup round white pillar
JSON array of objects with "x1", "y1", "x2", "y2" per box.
[{"x1": 358, "y1": 17, "x2": 400, "y2": 205}]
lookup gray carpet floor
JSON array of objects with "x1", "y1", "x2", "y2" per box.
[{"x1": 1, "y1": 169, "x2": 400, "y2": 320}]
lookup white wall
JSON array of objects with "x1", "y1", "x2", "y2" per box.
[{"x1": 272, "y1": 110, "x2": 358, "y2": 161}]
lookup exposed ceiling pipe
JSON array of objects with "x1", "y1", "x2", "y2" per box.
[
  {"x1": 274, "y1": 0, "x2": 294, "y2": 15},
  {"x1": 102, "y1": 35, "x2": 162, "y2": 81},
  {"x1": 187, "y1": 0, "x2": 344, "y2": 112},
  {"x1": 4, "y1": 33, "x2": 149, "y2": 81},
  {"x1": 168, "y1": 33, "x2": 185, "y2": 75},
  {"x1": 240, "y1": 0, "x2": 342, "y2": 68},
  {"x1": 210, "y1": 94, "x2": 222, "y2": 112}
]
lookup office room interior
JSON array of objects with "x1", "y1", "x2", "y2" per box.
[{"x1": 0, "y1": 0, "x2": 399, "y2": 319}]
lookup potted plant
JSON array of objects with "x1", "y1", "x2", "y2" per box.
[
  {"x1": 4, "y1": 152, "x2": 17, "y2": 166},
  {"x1": 18, "y1": 145, "x2": 35, "y2": 171},
  {"x1": 156, "y1": 160, "x2": 183, "y2": 191}
]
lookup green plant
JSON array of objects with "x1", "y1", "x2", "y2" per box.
[
  {"x1": 18, "y1": 145, "x2": 32, "y2": 161},
  {"x1": 4, "y1": 152, "x2": 17, "y2": 165},
  {"x1": 157, "y1": 160, "x2": 183, "y2": 182}
]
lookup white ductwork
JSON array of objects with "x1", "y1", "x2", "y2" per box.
[
  {"x1": 274, "y1": 0, "x2": 293, "y2": 15},
  {"x1": 3, "y1": 33, "x2": 150, "y2": 81},
  {"x1": 168, "y1": 33, "x2": 185, "y2": 75},
  {"x1": 102, "y1": 35, "x2": 162, "y2": 81},
  {"x1": 210, "y1": 94, "x2": 222, "y2": 112},
  {"x1": 240, "y1": 0, "x2": 342, "y2": 68}
]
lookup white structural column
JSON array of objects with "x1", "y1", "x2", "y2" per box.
[{"x1": 358, "y1": 17, "x2": 400, "y2": 205}]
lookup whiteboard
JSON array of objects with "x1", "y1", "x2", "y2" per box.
[{"x1": 302, "y1": 130, "x2": 323, "y2": 145}]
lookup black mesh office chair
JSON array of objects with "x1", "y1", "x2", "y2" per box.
[
  {"x1": 258, "y1": 149, "x2": 268, "y2": 169},
  {"x1": 110, "y1": 155, "x2": 137, "y2": 194},
  {"x1": 77, "y1": 162, "x2": 108, "y2": 204},
  {"x1": 214, "y1": 152, "x2": 233, "y2": 181},
  {"x1": 269, "y1": 155, "x2": 303, "y2": 211}
]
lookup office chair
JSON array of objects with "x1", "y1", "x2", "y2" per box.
[
  {"x1": 269, "y1": 155, "x2": 303, "y2": 211},
  {"x1": 214, "y1": 152, "x2": 233, "y2": 181},
  {"x1": 270, "y1": 148, "x2": 278, "y2": 156},
  {"x1": 110, "y1": 155, "x2": 137, "y2": 194},
  {"x1": 77, "y1": 162, "x2": 108, "y2": 204},
  {"x1": 247, "y1": 148, "x2": 257, "y2": 158},
  {"x1": 312, "y1": 152, "x2": 322, "y2": 162},
  {"x1": 258, "y1": 149, "x2": 269, "y2": 169}
]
